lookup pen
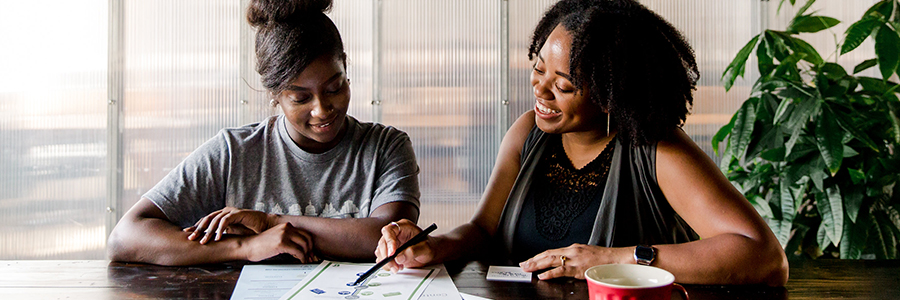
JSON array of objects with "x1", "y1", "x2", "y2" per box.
[{"x1": 352, "y1": 223, "x2": 438, "y2": 286}]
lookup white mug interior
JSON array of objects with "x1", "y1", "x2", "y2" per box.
[{"x1": 584, "y1": 264, "x2": 675, "y2": 289}]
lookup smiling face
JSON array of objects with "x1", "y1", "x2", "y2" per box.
[
  {"x1": 276, "y1": 54, "x2": 351, "y2": 153},
  {"x1": 530, "y1": 24, "x2": 605, "y2": 135}
]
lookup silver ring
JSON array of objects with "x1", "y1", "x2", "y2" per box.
[{"x1": 390, "y1": 222, "x2": 400, "y2": 228}]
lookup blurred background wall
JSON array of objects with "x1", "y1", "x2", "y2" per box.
[{"x1": 0, "y1": 0, "x2": 878, "y2": 259}]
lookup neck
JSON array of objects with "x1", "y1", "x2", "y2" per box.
[
  {"x1": 561, "y1": 128, "x2": 613, "y2": 149},
  {"x1": 560, "y1": 129, "x2": 616, "y2": 169}
]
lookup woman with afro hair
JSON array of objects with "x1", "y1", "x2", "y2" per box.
[{"x1": 377, "y1": 0, "x2": 788, "y2": 286}]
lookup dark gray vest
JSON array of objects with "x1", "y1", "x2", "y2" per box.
[{"x1": 495, "y1": 126, "x2": 697, "y2": 256}]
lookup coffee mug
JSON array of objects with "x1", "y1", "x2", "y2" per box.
[{"x1": 584, "y1": 264, "x2": 688, "y2": 300}]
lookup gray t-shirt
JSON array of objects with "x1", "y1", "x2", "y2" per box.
[{"x1": 143, "y1": 115, "x2": 420, "y2": 228}]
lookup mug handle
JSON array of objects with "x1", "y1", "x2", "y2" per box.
[{"x1": 672, "y1": 283, "x2": 689, "y2": 300}]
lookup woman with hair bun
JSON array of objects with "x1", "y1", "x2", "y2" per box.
[
  {"x1": 376, "y1": 0, "x2": 788, "y2": 286},
  {"x1": 107, "y1": 0, "x2": 420, "y2": 265}
]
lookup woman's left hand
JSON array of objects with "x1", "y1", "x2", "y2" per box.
[
  {"x1": 185, "y1": 207, "x2": 274, "y2": 244},
  {"x1": 519, "y1": 244, "x2": 628, "y2": 280}
]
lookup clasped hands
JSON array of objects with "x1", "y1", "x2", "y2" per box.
[
  {"x1": 182, "y1": 207, "x2": 318, "y2": 263},
  {"x1": 375, "y1": 219, "x2": 626, "y2": 280}
]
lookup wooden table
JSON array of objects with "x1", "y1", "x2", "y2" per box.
[{"x1": 0, "y1": 259, "x2": 897, "y2": 299}]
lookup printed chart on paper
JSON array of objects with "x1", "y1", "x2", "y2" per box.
[{"x1": 279, "y1": 260, "x2": 439, "y2": 300}]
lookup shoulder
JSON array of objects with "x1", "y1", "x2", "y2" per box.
[
  {"x1": 653, "y1": 127, "x2": 730, "y2": 195},
  {"x1": 216, "y1": 115, "x2": 278, "y2": 146},
  {"x1": 347, "y1": 116, "x2": 414, "y2": 159},
  {"x1": 654, "y1": 127, "x2": 706, "y2": 166},
  {"x1": 353, "y1": 116, "x2": 410, "y2": 142},
  {"x1": 495, "y1": 111, "x2": 538, "y2": 164},
  {"x1": 506, "y1": 111, "x2": 537, "y2": 147}
]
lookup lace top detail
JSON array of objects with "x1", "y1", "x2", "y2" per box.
[{"x1": 532, "y1": 136, "x2": 616, "y2": 241}]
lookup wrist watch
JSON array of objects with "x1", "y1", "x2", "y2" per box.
[{"x1": 634, "y1": 244, "x2": 657, "y2": 266}]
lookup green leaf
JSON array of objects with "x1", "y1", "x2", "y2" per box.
[
  {"x1": 854, "y1": 58, "x2": 878, "y2": 74},
  {"x1": 830, "y1": 105, "x2": 880, "y2": 152},
  {"x1": 783, "y1": 98, "x2": 820, "y2": 158},
  {"x1": 844, "y1": 187, "x2": 864, "y2": 223},
  {"x1": 788, "y1": 36, "x2": 824, "y2": 65},
  {"x1": 842, "y1": 145, "x2": 858, "y2": 157},
  {"x1": 865, "y1": 0, "x2": 893, "y2": 19},
  {"x1": 754, "y1": 78, "x2": 795, "y2": 94},
  {"x1": 841, "y1": 18, "x2": 880, "y2": 55},
  {"x1": 793, "y1": 0, "x2": 816, "y2": 18},
  {"x1": 890, "y1": 108, "x2": 900, "y2": 144},
  {"x1": 820, "y1": 62, "x2": 848, "y2": 79},
  {"x1": 712, "y1": 112, "x2": 737, "y2": 156},
  {"x1": 840, "y1": 208, "x2": 867, "y2": 259},
  {"x1": 817, "y1": 221, "x2": 832, "y2": 249},
  {"x1": 761, "y1": 147, "x2": 787, "y2": 161},
  {"x1": 875, "y1": 24, "x2": 900, "y2": 80},
  {"x1": 728, "y1": 99, "x2": 758, "y2": 161},
  {"x1": 775, "y1": 179, "x2": 797, "y2": 246},
  {"x1": 722, "y1": 34, "x2": 760, "y2": 91},
  {"x1": 773, "y1": 97, "x2": 793, "y2": 124},
  {"x1": 785, "y1": 141, "x2": 817, "y2": 162},
  {"x1": 757, "y1": 33, "x2": 775, "y2": 76},
  {"x1": 848, "y1": 168, "x2": 866, "y2": 185},
  {"x1": 788, "y1": 15, "x2": 841, "y2": 34},
  {"x1": 769, "y1": 31, "x2": 793, "y2": 61},
  {"x1": 773, "y1": 52, "x2": 805, "y2": 82},
  {"x1": 817, "y1": 186, "x2": 845, "y2": 246},
  {"x1": 871, "y1": 215, "x2": 890, "y2": 259},
  {"x1": 809, "y1": 158, "x2": 827, "y2": 192},
  {"x1": 749, "y1": 195, "x2": 774, "y2": 219},
  {"x1": 815, "y1": 106, "x2": 844, "y2": 176}
]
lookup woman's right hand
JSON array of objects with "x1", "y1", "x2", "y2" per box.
[
  {"x1": 241, "y1": 222, "x2": 317, "y2": 263},
  {"x1": 375, "y1": 219, "x2": 436, "y2": 273}
]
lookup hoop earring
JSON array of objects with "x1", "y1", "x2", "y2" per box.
[
  {"x1": 269, "y1": 99, "x2": 277, "y2": 107},
  {"x1": 606, "y1": 113, "x2": 611, "y2": 136}
]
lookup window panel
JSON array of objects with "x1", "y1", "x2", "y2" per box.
[{"x1": 0, "y1": 0, "x2": 108, "y2": 259}]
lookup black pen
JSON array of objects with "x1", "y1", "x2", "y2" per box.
[{"x1": 352, "y1": 223, "x2": 438, "y2": 286}]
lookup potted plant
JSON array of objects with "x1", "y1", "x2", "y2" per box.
[{"x1": 714, "y1": 0, "x2": 900, "y2": 259}]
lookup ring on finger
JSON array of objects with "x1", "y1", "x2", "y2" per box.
[
  {"x1": 560, "y1": 255, "x2": 567, "y2": 267},
  {"x1": 390, "y1": 221, "x2": 400, "y2": 228}
]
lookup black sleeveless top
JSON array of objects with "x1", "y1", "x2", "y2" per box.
[
  {"x1": 494, "y1": 126, "x2": 697, "y2": 262},
  {"x1": 511, "y1": 135, "x2": 615, "y2": 262}
]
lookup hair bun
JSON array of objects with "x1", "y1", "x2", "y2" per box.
[{"x1": 247, "y1": 0, "x2": 334, "y2": 27}]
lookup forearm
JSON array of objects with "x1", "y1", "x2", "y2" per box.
[
  {"x1": 107, "y1": 216, "x2": 246, "y2": 266},
  {"x1": 651, "y1": 234, "x2": 788, "y2": 286},
  {"x1": 273, "y1": 215, "x2": 394, "y2": 260},
  {"x1": 428, "y1": 222, "x2": 492, "y2": 264}
]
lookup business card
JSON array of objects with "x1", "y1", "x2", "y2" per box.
[{"x1": 485, "y1": 266, "x2": 532, "y2": 283}]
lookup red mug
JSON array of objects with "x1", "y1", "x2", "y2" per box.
[{"x1": 584, "y1": 264, "x2": 688, "y2": 300}]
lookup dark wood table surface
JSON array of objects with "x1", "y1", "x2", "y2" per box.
[{"x1": 1, "y1": 259, "x2": 898, "y2": 299}]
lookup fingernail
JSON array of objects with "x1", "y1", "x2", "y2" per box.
[{"x1": 538, "y1": 273, "x2": 546, "y2": 280}]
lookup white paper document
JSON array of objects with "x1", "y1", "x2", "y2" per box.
[
  {"x1": 417, "y1": 264, "x2": 461, "y2": 300},
  {"x1": 485, "y1": 266, "x2": 532, "y2": 283},
  {"x1": 231, "y1": 262, "x2": 460, "y2": 300},
  {"x1": 459, "y1": 292, "x2": 494, "y2": 300},
  {"x1": 231, "y1": 264, "x2": 319, "y2": 300},
  {"x1": 279, "y1": 260, "x2": 440, "y2": 300}
]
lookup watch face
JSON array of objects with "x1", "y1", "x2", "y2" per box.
[{"x1": 636, "y1": 245, "x2": 655, "y2": 259}]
